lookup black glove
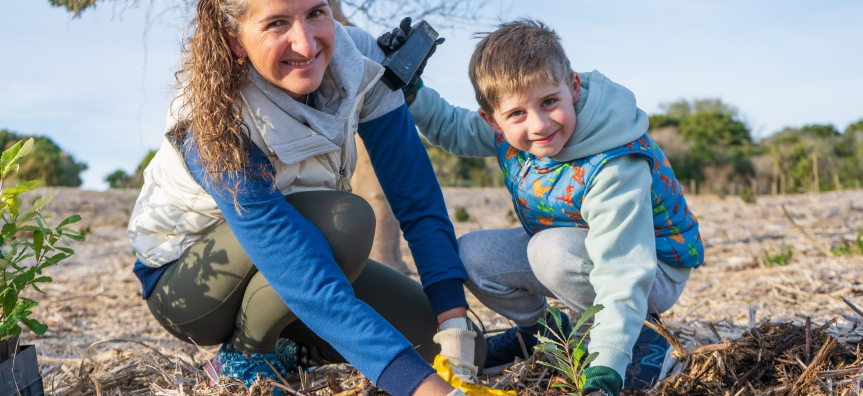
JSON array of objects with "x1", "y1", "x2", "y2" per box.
[{"x1": 376, "y1": 17, "x2": 445, "y2": 97}]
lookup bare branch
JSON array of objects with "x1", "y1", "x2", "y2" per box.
[{"x1": 339, "y1": 0, "x2": 490, "y2": 30}]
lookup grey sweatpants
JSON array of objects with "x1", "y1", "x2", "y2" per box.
[{"x1": 459, "y1": 227, "x2": 686, "y2": 327}]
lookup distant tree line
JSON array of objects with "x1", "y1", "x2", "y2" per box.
[
  {"x1": 647, "y1": 99, "x2": 863, "y2": 196},
  {"x1": 0, "y1": 129, "x2": 87, "y2": 186},
  {"x1": 105, "y1": 150, "x2": 156, "y2": 188},
  {"x1": 112, "y1": 104, "x2": 863, "y2": 196}
]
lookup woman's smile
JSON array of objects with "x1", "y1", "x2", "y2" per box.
[{"x1": 282, "y1": 49, "x2": 321, "y2": 69}]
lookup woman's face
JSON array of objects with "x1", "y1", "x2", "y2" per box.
[{"x1": 227, "y1": 0, "x2": 335, "y2": 100}]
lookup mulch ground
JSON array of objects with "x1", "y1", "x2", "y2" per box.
[{"x1": 22, "y1": 188, "x2": 863, "y2": 395}]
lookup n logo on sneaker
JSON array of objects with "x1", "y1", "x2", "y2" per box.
[{"x1": 641, "y1": 345, "x2": 666, "y2": 368}]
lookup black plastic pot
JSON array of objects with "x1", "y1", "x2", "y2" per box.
[{"x1": 0, "y1": 336, "x2": 44, "y2": 396}]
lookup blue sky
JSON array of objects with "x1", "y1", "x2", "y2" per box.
[{"x1": 2, "y1": 0, "x2": 862, "y2": 190}]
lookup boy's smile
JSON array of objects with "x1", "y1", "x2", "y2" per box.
[{"x1": 480, "y1": 72, "x2": 581, "y2": 158}]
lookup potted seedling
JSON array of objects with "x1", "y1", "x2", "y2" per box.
[{"x1": 0, "y1": 139, "x2": 84, "y2": 396}]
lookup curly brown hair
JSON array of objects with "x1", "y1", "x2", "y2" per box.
[{"x1": 170, "y1": 0, "x2": 264, "y2": 213}]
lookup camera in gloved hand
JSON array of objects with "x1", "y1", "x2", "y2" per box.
[{"x1": 376, "y1": 17, "x2": 445, "y2": 97}]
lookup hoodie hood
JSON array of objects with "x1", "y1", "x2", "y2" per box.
[{"x1": 551, "y1": 70, "x2": 650, "y2": 162}]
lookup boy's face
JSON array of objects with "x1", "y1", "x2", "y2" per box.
[{"x1": 480, "y1": 72, "x2": 581, "y2": 158}]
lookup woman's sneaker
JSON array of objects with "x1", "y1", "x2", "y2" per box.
[
  {"x1": 484, "y1": 311, "x2": 573, "y2": 369},
  {"x1": 204, "y1": 343, "x2": 294, "y2": 392},
  {"x1": 624, "y1": 315, "x2": 669, "y2": 390}
]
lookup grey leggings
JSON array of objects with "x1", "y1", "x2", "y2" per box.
[{"x1": 146, "y1": 191, "x2": 485, "y2": 367}]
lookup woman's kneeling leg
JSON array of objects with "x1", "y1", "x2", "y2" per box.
[{"x1": 147, "y1": 191, "x2": 375, "y2": 349}]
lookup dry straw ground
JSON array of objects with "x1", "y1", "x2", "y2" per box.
[{"x1": 22, "y1": 187, "x2": 863, "y2": 395}]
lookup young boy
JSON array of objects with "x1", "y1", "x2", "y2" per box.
[{"x1": 374, "y1": 19, "x2": 704, "y2": 395}]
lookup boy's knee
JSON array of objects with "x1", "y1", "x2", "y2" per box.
[
  {"x1": 457, "y1": 232, "x2": 486, "y2": 275},
  {"x1": 527, "y1": 228, "x2": 592, "y2": 290}
]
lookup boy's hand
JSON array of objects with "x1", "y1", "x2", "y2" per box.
[
  {"x1": 376, "y1": 17, "x2": 445, "y2": 98},
  {"x1": 583, "y1": 366, "x2": 623, "y2": 396}
]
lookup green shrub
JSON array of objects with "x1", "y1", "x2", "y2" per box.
[
  {"x1": 0, "y1": 139, "x2": 84, "y2": 340},
  {"x1": 454, "y1": 206, "x2": 470, "y2": 223},
  {"x1": 506, "y1": 210, "x2": 518, "y2": 224},
  {"x1": 534, "y1": 305, "x2": 604, "y2": 395},
  {"x1": 740, "y1": 188, "x2": 757, "y2": 204},
  {"x1": 833, "y1": 229, "x2": 863, "y2": 257},
  {"x1": 0, "y1": 130, "x2": 87, "y2": 187},
  {"x1": 763, "y1": 245, "x2": 793, "y2": 267}
]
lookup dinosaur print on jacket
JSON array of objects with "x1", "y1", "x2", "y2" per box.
[{"x1": 494, "y1": 132, "x2": 704, "y2": 269}]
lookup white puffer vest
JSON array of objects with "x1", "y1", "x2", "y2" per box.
[{"x1": 128, "y1": 23, "x2": 392, "y2": 268}]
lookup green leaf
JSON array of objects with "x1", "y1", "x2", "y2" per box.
[
  {"x1": 15, "y1": 194, "x2": 52, "y2": 227},
  {"x1": 20, "y1": 318, "x2": 47, "y2": 335},
  {"x1": 548, "y1": 306, "x2": 563, "y2": 335},
  {"x1": 1, "y1": 290, "x2": 16, "y2": 317},
  {"x1": 66, "y1": 234, "x2": 86, "y2": 242},
  {"x1": 582, "y1": 351, "x2": 599, "y2": 367},
  {"x1": 32, "y1": 276, "x2": 51, "y2": 283},
  {"x1": 13, "y1": 268, "x2": 36, "y2": 286},
  {"x1": 58, "y1": 215, "x2": 82, "y2": 228},
  {"x1": 0, "y1": 141, "x2": 23, "y2": 177},
  {"x1": 56, "y1": 247, "x2": 74, "y2": 255},
  {"x1": 46, "y1": 253, "x2": 68, "y2": 265},
  {"x1": 572, "y1": 343, "x2": 586, "y2": 363},
  {"x1": 0, "y1": 223, "x2": 16, "y2": 238},
  {"x1": 537, "y1": 360, "x2": 561, "y2": 371},
  {"x1": 33, "y1": 230, "x2": 43, "y2": 258},
  {"x1": 4, "y1": 324, "x2": 21, "y2": 338},
  {"x1": 7, "y1": 197, "x2": 20, "y2": 217},
  {"x1": 535, "y1": 333, "x2": 558, "y2": 345},
  {"x1": 557, "y1": 361, "x2": 574, "y2": 378},
  {"x1": 573, "y1": 304, "x2": 604, "y2": 333},
  {"x1": 15, "y1": 139, "x2": 34, "y2": 163}
]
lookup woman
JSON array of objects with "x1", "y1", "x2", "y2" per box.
[{"x1": 126, "y1": 0, "x2": 482, "y2": 395}]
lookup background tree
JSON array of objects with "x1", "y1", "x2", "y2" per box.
[
  {"x1": 0, "y1": 129, "x2": 88, "y2": 187},
  {"x1": 105, "y1": 149, "x2": 157, "y2": 189},
  {"x1": 647, "y1": 98, "x2": 754, "y2": 193},
  {"x1": 49, "y1": 0, "x2": 490, "y2": 273}
]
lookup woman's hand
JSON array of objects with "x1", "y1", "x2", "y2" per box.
[
  {"x1": 434, "y1": 316, "x2": 478, "y2": 384},
  {"x1": 411, "y1": 375, "x2": 459, "y2": 396},
  {"x1": 376, "y1": 17, "x2": 445, "y2": 99}
]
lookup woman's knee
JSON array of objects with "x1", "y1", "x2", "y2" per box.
[{"x1": 285, "y1": 191, "x2": 375, "y2": 281}]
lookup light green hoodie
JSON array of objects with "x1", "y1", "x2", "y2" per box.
[{"x1": 408, "y1": 71, "x2": 691, "y2": 378}]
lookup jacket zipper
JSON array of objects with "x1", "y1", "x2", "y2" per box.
[
  {"x1": 510, "y1": 156, "x2": 533, "y2": 232},
  {"x1": 336, "y1": 67, "x2": 386, "y2": 193}
]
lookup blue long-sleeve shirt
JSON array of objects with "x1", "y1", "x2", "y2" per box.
[{"x1": 135, "y1": 104, "x2": 466, "y2": 396}]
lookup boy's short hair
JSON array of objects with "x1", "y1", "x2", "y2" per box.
[{"x1": 469, "y1": 19, "x2": 574, "y2": 114}]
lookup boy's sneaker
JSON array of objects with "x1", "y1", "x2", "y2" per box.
[
  {"x1": 484, "y1": 311, "x2": 573, "y2": 369},
  {"x1": 624, "y1": 315, "x2": 669, "y2": 390},
  {"x1": 204, "y1": 343, "x2": 294, "y2": 393}
]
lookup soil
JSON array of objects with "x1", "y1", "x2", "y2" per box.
[{"x1": 19, "y1": 187, "x2": 863, "y2": 395}]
